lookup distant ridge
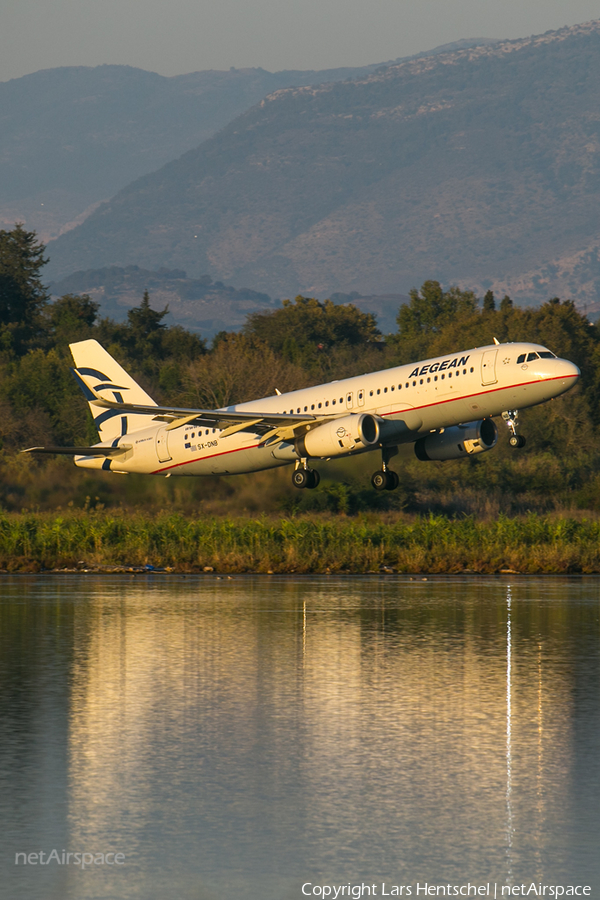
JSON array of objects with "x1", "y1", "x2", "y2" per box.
[
  {"x1": 45, "y1": 20, "x2": 600, "y2": 311},
  {"x1": 50, "y1": 266, "x2": 408, "y2": 337}
]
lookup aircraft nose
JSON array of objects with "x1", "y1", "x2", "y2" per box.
[
  {"x1": 560, "y1": 359, "x2": 580, "y2": 381},
  {"x1": 538, "y1": 357, "x2": 580, "y2": 399}
]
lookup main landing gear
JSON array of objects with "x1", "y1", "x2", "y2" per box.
[
  {"x1": 502, "y1": 410, "x2": 527, "y2": 449},
  {"x1": 371, "y1": 446, "x2": 400, "y2": 491},
  {"x1": 292, "y1": 462, "x2": 320, "y2": 489},
  {"x1": 371, "y1": 469, "x2": 399, "y2": 491}
]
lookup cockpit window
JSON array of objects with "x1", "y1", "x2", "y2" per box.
[
  {"x1": 539, "y1": 351, "x2": 556, "y2": 359},
  {"x1": 517, "y1": 354, "x2": 526, "y2": 364},
  {"x1": 527, "y1": 352, "x2": 539, "y2": 362}
]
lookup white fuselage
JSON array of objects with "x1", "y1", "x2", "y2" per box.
[{"x1": 75, "y1": 342, "x2": 580, "y2": 476}]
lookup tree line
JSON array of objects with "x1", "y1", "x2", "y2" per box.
[{"x1": 1, "y1": 224, "x2": 599, "y2": 516}]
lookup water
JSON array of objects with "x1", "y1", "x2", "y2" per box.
[{"x1": 1, "y1": 576, "x2": 599, "y2": 900}]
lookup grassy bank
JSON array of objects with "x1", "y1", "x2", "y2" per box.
[{"x1": 1, "y1": 511, "x2": 600, "y2": 574}]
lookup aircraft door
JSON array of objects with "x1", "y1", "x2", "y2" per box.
[
  {"x1": 481, "y1": 350, "x2": 498, "y2": 385},
  {"x1": 346, "y1": 391, "x2": 353, "y2": 410},
  {"x1": 357, "y1": 388, "x2": 365, "y2": 408},
  {"x1": 155, "y1": 427, "x2": 172, "y2": 463}
]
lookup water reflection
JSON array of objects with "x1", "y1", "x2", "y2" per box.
[
  {"x1": 506, "y1": 586, "x2": 513, "y2": 881},
  {"x1": 1, "y1": 577, "x2": 599, "y2": 900}
]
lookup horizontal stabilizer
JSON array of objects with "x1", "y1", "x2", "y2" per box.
[{"x1": 22, "y1": 445, "x2": 132, "y2": 457}]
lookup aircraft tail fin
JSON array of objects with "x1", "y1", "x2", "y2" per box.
[{"x1": 70, "y1": 339, "x2": 157, "y2": 442}]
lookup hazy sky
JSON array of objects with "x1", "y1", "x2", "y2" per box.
[{"x1": 2, "y1": 0, "x2": 600, "y2": 82}]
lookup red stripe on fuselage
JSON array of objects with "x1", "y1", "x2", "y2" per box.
[{"x1": 150, "y1": 373, "x2": 578, "y2": 474}]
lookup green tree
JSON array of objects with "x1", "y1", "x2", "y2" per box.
[
  {"x1": 0, "y1": 224, "x2": 49, "y2": 353},
  {"x1": 48, "y1": 293, "x2": 100, "y2": 347},
  {"x1": 396, "y1": 281, "x2": 478, "y2": 339},
  {"x1": 127, "y1": 290, "x2": 168, "y2": 338},
  {"x1": 483, "y1": 290, "x2": 495, "y2": 312},
  {"x1": 390, "y1": 281, "x2": 479, "y2": 363},
  {"x1": 244, "y1": 295, "x2": 380, "y2": 368}
]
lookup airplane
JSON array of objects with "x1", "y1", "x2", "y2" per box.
[{"x1": 23, "y1": 338, "x2": 580, "y2": 491}]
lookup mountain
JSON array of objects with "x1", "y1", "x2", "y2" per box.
[
  {"x1": 0, "y1": 42, "x2": 497, "y2": 243},
  {"x1": 44, "y1": 21, "x2": 600, "y2": 311},
  {"x1": 0, "y1": 62, "x2": 393, "y2": 242}
]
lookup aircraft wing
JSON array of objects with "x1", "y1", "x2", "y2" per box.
[
  {"x1": 88, "y1": 395, "x2": 336, "y2": 442},
  {"x1": 91, "y1": 396, "x2": 312, "y2": 425}
]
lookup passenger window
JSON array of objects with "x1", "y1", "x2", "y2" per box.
[
  {"x1": 332, "y1": 399, "x2": 336, "y2": 405},
  {"x1": 325, "y1": 401, "x2": 329, "y2": 407},
  {"x1": 377, "y1": 388, "x2": 380, "y2": 395},
  {"x1": 427, "y1": 377, "x2": 431, "y2": 383},
  {"x1": 398, "y1": 384, "x2": 402, "y2": 390},
  {"x1": 384, "y1": 387, "x2": 388, "y2": 393},
  {"x1": 412, "y1": 381, "x2": 416, "y2": 387},
  {"x1": 419, "y1": 379, "x2": 423, "y2": 385},
  {"x1": 463, "y1": 369, "x2": 467, "y2": 375},
  {"x1": 318, "y1": 403, "x2": 322, "y2": 409},
  {"x1": 311, "y1": 404, "x2": 315, "y2": 410},
  {"x1": 340, "y1": 397, "x2": 344, "y2": 403},
  {"x1": 441, "y1": 374, "x2": 445, "y2": 380},
  {"x1": 304, "y1": 406, "x2": 308, "y2": 412},
  {"x1": 205, "y1": 430, "x2": 209, "y2": 435},
  {"x1": 434, "y1": 376, "x2": 438, "y2": 382},
  {"x1": 470, "y1": 367, "x2": 474, "y2": 373},
  {"x1": 527, "y1": 352, "x2": 539, "y2": 361},
  {"x1": 370, "y1": 390, "x2": 374, "y2": 397},
  {"x1": 405, "y1": 383, "x2": 409, "y2": 388}
]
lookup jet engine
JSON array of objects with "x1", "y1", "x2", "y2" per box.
[
  {"x1": 414, "y1": 419, "x2": 498, "y2": 461},
  {"x1": 296, "y1": 414, "x2": 380, "y2": 458}
]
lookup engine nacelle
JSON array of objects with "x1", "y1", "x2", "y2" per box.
[
  {"x1": 414, "y1": 419, "x2": 498, "y2": 461},
  {"x1": 296, "y1": 414, "x2": 380, "y2": 459}
]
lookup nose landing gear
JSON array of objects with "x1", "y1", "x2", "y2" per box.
[
  {"x1": 502, "y1": 410, "x2": 527, "y2": 449},
  {"x1": 292, "y1": 462, "x2": 320, "y2": 489}
]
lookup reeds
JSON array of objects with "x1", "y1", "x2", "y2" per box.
[{"x1": 1, "y1": 511, "x2": 600, "y2": 573}]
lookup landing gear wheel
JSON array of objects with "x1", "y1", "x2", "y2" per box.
[
  {"x1": 292, "y1": 468, "x2": 310, "y2": 489},
  {"x1": 372, "y1": 470, "x2": 398, "y2": 492},
  {"x1": 292, "y1": 468, "x2": 320, "y2": 489},
  {"x1": 307, "y1": 469, "x2": 320, "y2": 489},
  {"x1": 386, "y1": 470, "x2": 400, "y2": 491},
  {"x1": 502, "y1": 410, "x2": 526, "y2": 450}
]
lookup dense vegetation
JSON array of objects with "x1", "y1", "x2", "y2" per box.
[
  {"x1": 2, "y1": 511, "x2": 600, "y2": 574},
  {"x1": 2, "y1": 225, "x2": 600, "y2": 526}
]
